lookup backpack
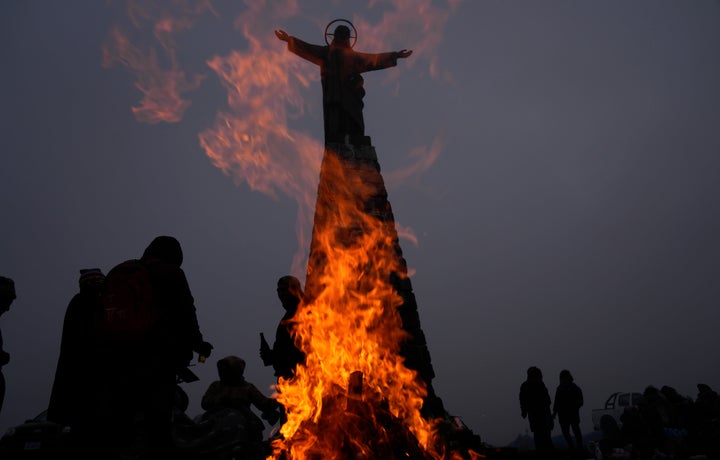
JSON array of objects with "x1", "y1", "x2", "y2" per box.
[{"x1": 95, "y1": 259, "x2": 155, "y2": 343}]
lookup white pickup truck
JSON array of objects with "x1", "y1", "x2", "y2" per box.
[{"x1": 591, "y1": 391, "x2": 643, "y2": 431}]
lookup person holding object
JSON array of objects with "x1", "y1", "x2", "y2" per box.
[
  {"x1": 96, "y1": 236, "x2": 213, "y2": 458},
  {"x1": 259, "y1": 275, "x2": 306, "y2": 381}
]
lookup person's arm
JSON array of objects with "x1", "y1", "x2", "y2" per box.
[
  {"x1": 276, "y1": 29, "x2": 325, "y2": 66},
  {"x1": 174, "y1": 269, "x2": 213, "y2": 359},
  {"x1": 201, "y1": 381, "x2": 225, "y2": 411},
  {"x1": 249, "y1": 383, "x2": 281, "y2": 425},
  {"x1": 248, "y1": 383, "x2": 279, "y2": 413},
  {"x1": 260, "y1": 332, "x2": 273, "y2": 366},
  {"x1": 577, "y1": 385, "x2": 584, "y2": 408},
  {"x1": 354, "y1": 49, "x2": 413, "y2": 73}
]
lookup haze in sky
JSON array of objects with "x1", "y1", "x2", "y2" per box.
[{"x1": 1, "y1": 0, "x2": 719, "y2": 447}]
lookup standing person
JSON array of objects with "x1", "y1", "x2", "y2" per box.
[
  {"x1": 553, "y1": 369, "x2": 584, "y2": 455},
  {"x1": 520, "y1": 366, "x2": 555, "y2": 458},
  {"x1": 138, "y1": 235, "x2": 213, "y2": 457},
  {"x1": 97, "y1": 236, "x2": 213, "y2": 458},
  {"x1": 0, "y1": 276, "x2": 16, "y2": 416},
  {"x1": 259, "y1": 275, "x2": 306, "y2": 381},
  {"x1": 47, "y1": 268, "x2": 105, "y2": 447},
  {"x1": 275, "y1": 23, "x2": 412, "y2": 146}
]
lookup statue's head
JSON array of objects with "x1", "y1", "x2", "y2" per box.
[{"x1": 332, "y1": 25, "x2": 351, "y2": 47}]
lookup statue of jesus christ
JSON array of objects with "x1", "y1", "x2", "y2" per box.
[{"x1": 276, "y1": 22, "x2": 412, "y2": 146}]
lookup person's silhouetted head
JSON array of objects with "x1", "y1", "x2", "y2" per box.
[
  {"x1": 332, "y1": 25, "x2": 351, "y2": 47},
  {"x1": 277, "y1": 275, "x2": 303, "y2": 311},
  {"x1": 559, "y1": 369, "x2": 573, "y2": 384},
  {"x1": 527, "y1": 366, "x2": 543, "y2": 381},
  {"x1": 0, "y1": 276, "x2": 16, "y2": 314},
  {"x1": 660, "y1": 385, "x2": 683, "y2": 403},
  {"x1": 78, "y1": 268, "x2": 105, "y2": 295},
  {"x1": 217, "y1": 355, "x2": 246, "y2": 385},
  {"x1": 697, "y1": 383, "x2": 713, "y2": 395},
  {"x1": 142, "y1": 235, "x2": 183, "y2": 266}
]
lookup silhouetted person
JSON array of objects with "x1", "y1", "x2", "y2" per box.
[
  {"x1": 692, "y1": 383, "x2": 720, "y2": 458},
  {"x1": 0, "y1": 276, "x2": 16, "y2": 416},
  {"x1": 694, "y1": 383, "x2": 719, "y2": 426},
  {"x1": 201, "y1": 355, "x2": 280, "y2": 449},
  {"x1": 99, "y1": 236, "x2": 213, "y2": 458},
  {"x1": 639, "y1": 385, "x2": 669, "y2": 454},
  {"x1": 519, "y1": 366, "x2": 555, "y2": 458},
  {"x1": 275, "y1": 24, "x2": 412, "y2": 146},
  {"x1": 47, "y1": 268, "x2": 105, "y2": 449},
  {"x1": 140, "y1": 235, "x2": 214, "y2": 456},
  {"x1": 260, "y1": 275, "x2": 306, "y2": 381},
  {"x1": 660, "y1": 385, "x2": 693, "y2": 431},
  {"x1": 553, "y1": 369, "x2": 584, "y2": 454},
  {"x1": 620, "y1": 405, "x2": 651, "y2": 459}
]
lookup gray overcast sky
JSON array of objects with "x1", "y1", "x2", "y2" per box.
[{"x1": 2, "y1": 0, "x2": 720, "y2": 447}]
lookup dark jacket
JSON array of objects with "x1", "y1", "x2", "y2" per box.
[
  {"x1": 553, "y1": 382, "x2": 584, "y2": 425},
  {"x1": 201, "y1": 356, "x2": 279, "y2": 437},
  {"x1": 141, "y1": 236, "x2": 205, "y2": 368},
  {"x1": 270, "y1": 309, "x2": 305, "y2": 380},
  {"x1": 520, "y1": 379, "x2": 554, "y2": 433},
  {"x1": 47, "y1": 289, "x2": 103, "y2": 425}
]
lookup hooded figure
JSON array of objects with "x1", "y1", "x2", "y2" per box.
[
  {"x1": 98, "y1": 236, "x2": 213, "y2": 458},
  {"x1": 140, "y1": 235, "x2": 211, "y2": 368},
  {"x1": 137, "y1": 236, "x2": 213, "y2": 456}
]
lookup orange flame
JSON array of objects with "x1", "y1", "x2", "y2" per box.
[
  {"x1": 270, "y1": 148, "x2": 448, "y2": 459},
  {"x1": 102, "y1": 1, "x2": 210, "y2": 123}
]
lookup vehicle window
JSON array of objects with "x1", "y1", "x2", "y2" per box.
[
  {"x1": 631, "y1": 393, "x2": 642, "y2": 405},
  {"x1": 618, "y1": 393, "x2": 630, "y2": 406},
  {"x1": 605, "y1": 393, "x2": 617, "y2": 408}
]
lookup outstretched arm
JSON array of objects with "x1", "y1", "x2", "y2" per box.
[
  {"x1": 275, "y1": 29, "x2": 289, "y2": 42},
  {"x1": 276, "y1": 30, "x2": 326, "y2": 66},
  {"x1": 397, "y1": 49, "x2": 413, "y2": 59}
]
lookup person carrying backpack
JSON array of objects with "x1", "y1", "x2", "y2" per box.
[{"x1": 96, "y1": 236, "x2": 213, "y2": 458}]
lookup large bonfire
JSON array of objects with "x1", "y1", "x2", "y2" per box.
[{"x1": 267, "y1": 147, "x2": 470, "y2": 460}]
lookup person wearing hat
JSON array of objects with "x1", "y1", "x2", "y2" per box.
[
  {"x1": 0, "y1": 276, "x2": 17, "y2": 416},
  {"x1": 47, "y1": 268, "x2": 106, "y2": 449}
]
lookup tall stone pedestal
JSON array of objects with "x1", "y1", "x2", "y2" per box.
[{"x1": 303, "y1": 142, "x2": 445, "y2": 418}]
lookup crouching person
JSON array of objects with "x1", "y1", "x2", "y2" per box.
[{"x1": 201, "y1": 356, "x2": 281, "y2": 451}]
